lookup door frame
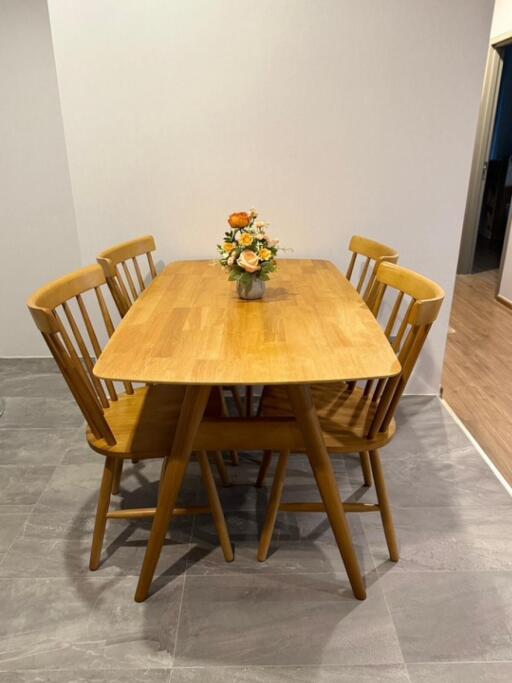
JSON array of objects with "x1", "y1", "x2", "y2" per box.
[{"x1": 457, "y1": 30, "x2": 512, "y2": 274}]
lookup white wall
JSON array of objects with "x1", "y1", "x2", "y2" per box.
[
  {"x1": 47, "y1": 0, "x2": 493, "y2": 394},
  {"x1": 0, "y1": 0, "x2": 81, "y2": 356},
  {"x1": 2, "y1": 0, "x2": 492, "y2": 395},
  {"x1": 491, "y1": 0, "x2": 512, "y2": 37}
]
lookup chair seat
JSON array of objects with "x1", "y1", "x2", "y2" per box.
[
  {"x1": 260, "y1": 382, "x2": 395, "y2": 452},
  {"x1": 87, "y1": 384, "x2": 222, "y2": 458}
]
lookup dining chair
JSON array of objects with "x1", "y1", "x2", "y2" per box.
[
  {"x1": 255, "y1": 261, "x2": 444, "y2": 564},
  {"x1": 27, "y1": 264, "x2": 234, "y2": 571},
  {"x1": 345, "y1": 235, "x2": 399, "y2": 301},
  {"x1": 346, "y1": 234, "x2": 399, "y2": 483},
  {"x1": 96, "y1": 235, "x2": 158, "y2": 316},
  {"x1": 256, "y1": 235, "x2": 400, "y2": 489},
  {"x1": 97, "y1": 235, "x2": 244, "y2": 466}
]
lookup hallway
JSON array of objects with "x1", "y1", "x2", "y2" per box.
[{"x1": 442, "y1": 269, "x2": 512, "y2": 484}]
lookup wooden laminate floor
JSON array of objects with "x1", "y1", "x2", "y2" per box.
[{"x1": 442, "y1": 269, "x2": 512, "y2": 485}]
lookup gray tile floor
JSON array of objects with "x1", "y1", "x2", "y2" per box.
[{"x1": 1, "y1": 358, "x2": 511, "y2": 682}]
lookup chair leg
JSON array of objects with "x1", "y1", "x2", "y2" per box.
[
  {"x1": 230, "y1": 386, "x2": 245, "y2": 417},
  {"x1": 245, "y1": 385, "x2": 253, "y2": 417},
  {"x1": 257, "y1": 451, "x2": 288, "y2": 561},
  {"x1": 197, "y1": 451, "x2": 234, "y2": 562},
  {"x1": 219, "y1": 388, "x2": 240, "y2": 465},
  {"x1": 369, "y1": 449, "x2": 399, "y2": 561},
  {"x1": 111, "y1": 458, "x2": 123, "y2": 495},
  {"x1": 89, "y1": 457, "x2": 116, "y2": 570},
  {"x1": 359, "y1": 451, "x2": 372, "y2": 487},
  {"x1": 212, "y1": 451, "x2": 231, "y2": 487},
  {"x1": 255, "y1": 450, "x2": 273, "y2": 488}
]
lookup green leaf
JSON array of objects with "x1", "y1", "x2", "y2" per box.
[
  {"x1": 239, "y1": 272, "x2": 252, "y2": 291},
  {"x1": 260, "y1": 261, "x2": 275, "y2": 275}
]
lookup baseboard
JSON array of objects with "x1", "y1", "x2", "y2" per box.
[
  {"x1": 441, "y1": 399, "x2": 512, "y2": 497},
  {"x1": 496, "y1": 294, "x2": 512, "y2": 310}
]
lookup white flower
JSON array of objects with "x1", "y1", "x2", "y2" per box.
[{"x1": 227, "y1": 252, "x2": 236, "y2": 265}]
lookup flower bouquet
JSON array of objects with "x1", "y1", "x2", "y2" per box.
[{"x1": 217, "y1": 209, "x2": 279, "y2": 299}]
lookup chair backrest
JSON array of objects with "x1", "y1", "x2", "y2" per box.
[
  {"x1": 362, "y1": 261, "x2": 444, "y2": 438},
  {"x1": 26, "y1": 265, "x2": 135, "y2": 445},
  {"x1": 97, "y1": 235, "x2": 158, "y2": 316},
  {"x1": 345, "y1": 235, "x2": 399, "y2": 301}
]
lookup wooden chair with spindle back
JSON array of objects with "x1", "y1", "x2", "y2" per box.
[
  {"x1": 255, "y1": 261, "x2": 444, "y2": 565},
  {"x1": 345, "y1": 235, "x2": 400, "y2": 483},
  {"x1": 27, "y1": 264, "x2": 234, "y2": 572},
  {"x1": 97, "y1": 235, "x2": 244, "y2": 467},
  {"x1": 346, "y1": 235, "x2": 399, "y2": 301},
  {"x1": 255, "y1": 235, "x2": 400, "y2": 489},
  {"x1": 96, "y1": 235, "x2": 158, "y2": 316}
]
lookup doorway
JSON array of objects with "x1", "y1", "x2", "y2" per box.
[
  {"x1": 442, "y1": 33, "x2": 512, "y2": 486},
  {"x1": 472, "y1": 44, "x2": 512, "y2": 273},
  {"x1": 457, "y1": 33, "x2": 512, "y2": 277}
]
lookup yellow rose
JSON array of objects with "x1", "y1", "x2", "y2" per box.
[
  {"x1": 259, "y1": 248, "x2": 272, "y2": 261},
  {"x1": 223, "y1": 242, "x2": 235, "y2": 253},
  {"x1": 238, "y1": 232, "x2": 254, "y2": 247},
  {"x1": 237, "y1": 250, "x2": 261, "y2": 273}
]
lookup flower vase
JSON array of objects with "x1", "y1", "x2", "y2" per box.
[{"x1": 237, "y1": 276, "x2": 266, "y2": 300}]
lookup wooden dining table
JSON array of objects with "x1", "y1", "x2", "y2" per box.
[{"x1": 94, "y1": 258, "x2": 400, "y2": 601}]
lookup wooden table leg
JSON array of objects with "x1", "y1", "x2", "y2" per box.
[
  {"x1": 134, "y1": 385, "x2": 212, "y2": 602},
  {"x1": 286, "y1": 384, "x2": 366, "y2": 600}
]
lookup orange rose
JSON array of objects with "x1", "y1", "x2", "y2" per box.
[
  {"x1": 237, "y1": 250, "x2": 261, "y2": 273},
  {"x1": 228, "y1": 212, "x2": 251, "y2": 229}
]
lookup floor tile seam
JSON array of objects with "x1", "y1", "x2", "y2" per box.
[
  {"x1": 2, "y1": 661, "x2": 512, "y2": 673},
  {"x1": 2, "y1": 568, "x2": 512, "y2": 580},
  {"x1": 0, "y1": 464, "x2": 53, "y2": 560},
  {"x1": 374, "y1": 568, "x2": 512, "y2": 575},
  {"x1": 404, "y1": 660, "x2": 512, "y2": 665},
  {"x1": 11, "y1": 465, "x2": 74, "y2": 546},
  {"x1": 0, "y1": 666, "x2": 174, "y2": 674},
  {"x1": 0, "y1": 505, "x2": 36, "y2": 570},
  {"x1": 366, "y1": 523, "x2": 407, "y2": 668},
  {"x1": 168, "y1": 663, "x2": 412, "y2": 670},
  {"x1": 171, "y1": 570, "x2": 188, "y2": 664}
]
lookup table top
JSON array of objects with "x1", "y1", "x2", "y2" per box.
[{"x1": 94, "y1": 259, "x2": 401, "y2": 386}]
